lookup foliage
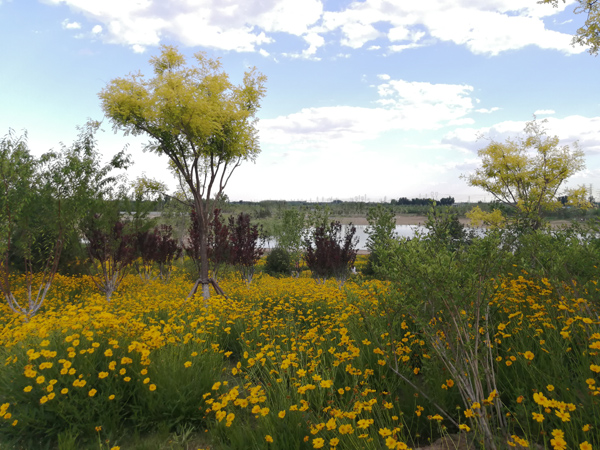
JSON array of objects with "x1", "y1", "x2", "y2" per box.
[
  {"x1": 541, "y1": 0, "x2": 600, "y2": 55},
  {"x1": 135, "y1": 225, "x2": 181, "y2": 281},
  {"x1": 463, "y1": 118, "x2": 589, "y2": 230},
  {"x1": 99, "y1": 45, "x2": 267, "y2": 300},
  {"x1": 207, "y1": 209, "x2": 230, "y2": 282},
  {"x1": 126, "y1": 175, "x2": 167, "y2": 234},
  {"x1": 304, "y1": 221, "x2": 358, "y2": 285},
  {"x1": 423, "y1": 203, "x2": 468, "y2": 250},
  {"x1": 1, "y1": 257, "x2": 600, "y2": 449},
  {"x1": 272, "y1": 208, "x2": 305, "y2": 275},
  {"x1": 85, "y1": 219, "x2": 136, "y2": 301},
  {"x1": 392, "y1": 196, "x2": 454, "y2": 206},
  {"x1": 264, "y1": 247, "x2": 292, "y2": 276},
  {"x1": 376, "y1": 231, "x2": 513, "y2": 448},
  {"x1": 1, "y1": 122, "x2": 129, "y2": 318},
  {"x1": 363, "y1": 205, "x2": 396, "y2": 277},
  {"x1": 228, "y1": 212, "x2": 265, "y2": 284}
]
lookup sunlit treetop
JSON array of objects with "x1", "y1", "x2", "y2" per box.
[
  {"x1": 99, "y1": 45, "x2": 267, "y2": 199},
  {"x1": 464, "y1": 118, "x2": 589, "y2": 229}
]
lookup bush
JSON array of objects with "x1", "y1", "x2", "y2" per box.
[{"x1": 265, "y1": 247, "x2": 292, "y2": 276}]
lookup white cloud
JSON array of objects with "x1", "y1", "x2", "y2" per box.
[
  {"x1": 44, "y1": 0, "x2": 581, "y2": 56},
  {"x1": 259, "y1": 48, "x2": 270, "y2": 57},
  {"x1": 534, "y1": 109, "x2": 555, "y2": 115},
  {"x1": 92, "y1": 25, "x2": 102, "y2": 34},
  {"x1": 442, "y1": 115, "x2": 600, "y2": 155},
  {"x1": 260, "y1": 78, "x2": 478, "y2": 153},
  {"x1": 475, "y1": 107, "x2": 500, "y2": 113},
  {"x1": 61, "y1": 19, "x2": 81, "y2": 29},
  {"x1": 377, "y1": 74, "x2": 390, "y2": 80}
]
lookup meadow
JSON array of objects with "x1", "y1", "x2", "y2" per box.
[{"x1": 0, "y1": 249, "x2": 599, "y2": 450}]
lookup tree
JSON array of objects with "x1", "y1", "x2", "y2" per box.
[
  {"x1": 99, "y1": 45, "x2": 267, "y2": 300},
  {"x1": 463, "y1": 118, "x2": 589, "y2": 230},
  {"x1": 304, "y1": 221, "x2": 358, "y2": 285},
  {"x1": 85, "y1": 218, "x2": 136, "y2": 301},
  {"x1": 228, "y1": 212, "x2": 265, "y2": 284},
  {"x1": 1, "y1": 123, "x2": 129, "y2": 317},
  {"x1": 541, "y1": 0, "x2": 600, "y2": 56},
  {"x1": 273, "y1": 208, "x2": 305, "y2": 276},
  {"x1": 363, "y1": 205, "x2": 396, "y2": 276}
]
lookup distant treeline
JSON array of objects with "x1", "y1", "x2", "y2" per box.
[{"x1": 391, "y1": 196, "x2": 455, "y2": 206}]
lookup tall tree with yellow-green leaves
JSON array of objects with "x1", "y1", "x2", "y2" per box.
[
  {"x1": 463, "y1": 118, "x2": 590, "y2": 230},
  {"x1": 99, "y1": 46, "x2": 267, "y2": 300}
]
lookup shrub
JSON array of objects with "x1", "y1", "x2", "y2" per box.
[{"x1": 265, "y1": 247, "x2": 292, "y2": 276}]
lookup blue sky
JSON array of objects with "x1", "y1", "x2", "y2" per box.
[{"x1": 1, "y1": 0, "x2": 599, "y2": 202}]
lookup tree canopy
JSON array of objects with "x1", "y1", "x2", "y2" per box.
[
  {"x1": 464, "y1": 118, "x2": 589, "y2": 229},
  {"x1": 99, "y1": 46, "x2": 267, "y2": 299}
]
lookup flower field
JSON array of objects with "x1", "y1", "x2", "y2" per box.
[{"x1": 0, "y1": 268, "x2": 599, "y2": 450}]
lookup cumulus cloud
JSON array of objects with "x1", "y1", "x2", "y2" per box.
[
  {"x1": 534, "y1": 109, "x2": 556, "y2": 115},
  {"x1": 45, "y1": 0, "x2": 581, "y2": 56},
  {"x1": 61, "y1": 19, "x2": 81, "y2": 29},
  {"x1": 442, "y1": 116, "x2": 600, "y2": 155},
  {"x1": 259, "y1": 78, "x2": 479, "y2": 153},
  {"x1": 92, "y1": 25, "x2": 103, "y2": 34},
  {"x1": 475, "y1": 107, "x2": 500, "y2": 113}
]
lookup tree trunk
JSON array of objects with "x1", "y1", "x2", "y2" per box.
[{"x1": 195, "y1": 197, "x2": 211, "y2": 302}]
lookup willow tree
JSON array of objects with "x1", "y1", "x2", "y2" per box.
[
  {"x1": 99, "y1": 46, "x2": 266, "y2": 300},
  {"x1": 463, "y1": 118, "x2": 589, "y2": 230}
]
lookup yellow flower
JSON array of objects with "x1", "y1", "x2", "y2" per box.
[
  {"x1": 339, "y1": 424, "x2": 353, "y2": 434},
  {"x1": 61, "y1": 388, "x2": 68, "y2": 395},
  {"x1": 385, "y1": 436, "x2": 398, "y2": 449},
  {"x1": 23, "y1": 386, "x2": 33, "y2": 393},
  {"x1": 110, "y1": 447, "x2": 120, "y2": 450},
  {"x1": 312, "y1": 438, "x2": 324, "y2": 448},
  {"x1": 278, "y1": 410, "x2": 286, "y2": 419},
  {"x1": 580, "y1": 442, "x2": 592, "y2": 450},
  {"x1": 109, "y1": 394, "x2": 115, "y2": 400},
  {"x1": 98, "y1": 372, "x2": 108, "y2": 379},
  {"x1": 379, "y1": 427, "x2": 392, "y2": 437},
  {"x1": 547, "y1": 385, "x2": 554, "y2": 391},
  {"x1": 532, "y1": 412, "x2": 544, "y2": 422},
  {"x1": 265, "y1": 435, "x2": 273, "y2": 443},
  {"x1": 523, "y1": 351, "x2": 534, "y2": 360},
  {"x1": 582, "y1": 424, "x2": 590, "y2": 432},
  {"x1": 36, "y1": 376, "x2": 45, "y2": 384},
  {"x1": 212, "y1": 382, "x2": 221, "y2": 390},
  {"x1": 89, "y1": 389, "x2": 97, "y2": 397},
  {"x1": 184, "y1": 361, "x2": 192, "y2": 368},
  {"x1": 590, "y1": 364, "x2": 600, "y2": 373},
  {"x1": 459, "y1": 424, "x2": 470, "y2": 432},
  {"x1": 149, "y1": 384, "x2": 156, "y2": 391},
  {"x1": 329, "y1": 438, "x2": 340, "y2": 447}
]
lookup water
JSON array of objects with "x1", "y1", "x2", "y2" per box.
[{"x1": 265, "y1": 225, "x2": 427, "y2": 251}]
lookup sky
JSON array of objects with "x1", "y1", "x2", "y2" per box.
[{"x1": 1, "y1": 0, "x2": 599, "y2": 203}]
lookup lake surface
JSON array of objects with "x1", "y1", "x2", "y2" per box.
[{"x1": 266, "y1": 224, "x2": 427, "y2": 251}]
